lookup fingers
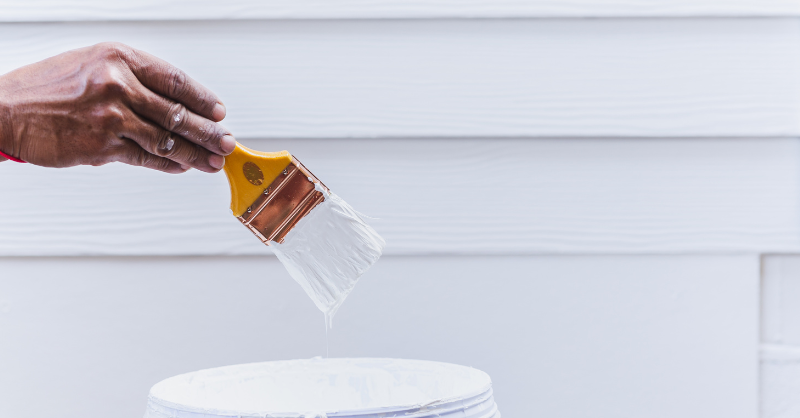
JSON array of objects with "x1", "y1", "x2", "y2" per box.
[
  {"x1": 114, "y1": 139, "x2": 189, "y2": 174},
  {"x1": 121, "y1": 112, "x2": 226, "y2": 173},
  {"x1": 127, "y1": 79, "x2": 236, "y2": 156},
  {"x1": 122, "y1": 47, "x2": 226, "y2": 122}
]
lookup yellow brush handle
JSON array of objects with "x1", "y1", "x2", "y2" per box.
[{"x1": 223, "y1": 143, "x2": 293, "y2": 217}]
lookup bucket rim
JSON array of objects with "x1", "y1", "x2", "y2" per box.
[{"x1": 146, "y1": 357, "x2": 494, "y2": 418}]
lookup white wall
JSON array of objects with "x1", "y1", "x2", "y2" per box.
[
  {"x1": 0, "y1": 3, "x2": 796, "y2": 418},
  {"x1": 4, "y1": 137, "x2": 800, "y2": 256},
  {"x1": 2, "y1": 19, "x2": 799, "y2": 138},
  {"x1": 3, "y1": 0, "x2": 800, "y2": 20},
  {"x1": 0, "y1": 255, "x2": 759, "y2": 417}
]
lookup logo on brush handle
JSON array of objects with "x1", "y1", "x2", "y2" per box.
[{"x1": 243, "y1": 162, "x2": 264, "y2": 186}]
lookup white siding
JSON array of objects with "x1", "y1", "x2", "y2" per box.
[
  {"x1": 2, "y1": 0, "x2": 800, "y2": 21},
  {"x1": 2, "y1": 138, "x2": 800, "y2": 256},
  {"x1": 0, "y1": 2, "x2": 791, "y2": 417},
  {"x1": 0, "y1": 255, "x2": 759, "y2": 418},
  {"x1": 0, "y1": 19, "x2": 798, "y2": 138}
]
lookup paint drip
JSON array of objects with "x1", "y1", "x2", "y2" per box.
[{"x1": 270, "y1": 183, "x2": 385, "y2": 328}]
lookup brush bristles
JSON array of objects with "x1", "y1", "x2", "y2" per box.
[{"x1": 270, "y1": 189, "x2": 385, "y2": 327}]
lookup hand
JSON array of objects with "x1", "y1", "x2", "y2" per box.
[{"x1": 0, "y1": 42, "x2": 235, "y2": 173}]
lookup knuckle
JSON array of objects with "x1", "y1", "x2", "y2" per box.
[
  {"x1": 164, "y1": 102, "x2": 187, "y2": 131},
  {"x1": 86, "y1": 67, "x2": 129, "y2": 98},
  {"x1": 155, "y1": 158, "x2": 171, "y2": 171},
  {"x1": 166, "y1": 67, "x2": 188, "y2": 99},
  {"x1": 92, "y1": 42, "x2": 129, "y2": 61},
  {"x1": 93, "y1": 105, "x2": 126, "y2": 131},
  {"x1": 134, "y1": 149, "x2": 153, "y2": 168},
  {"x1": 155, "y1": 132, "x2": 176, "y2": 157},
  {"x1": 197, "y1": 121, "x2": 219, "y2": 143},
  {"x1": 184, "y1": 145, "x2": 201, "y2": 164},
  {"x1": 195, "y1": 90, "x2": 216, "y2": 113},
  {"x1": 92, "y1": 42, "x2": 118, "y2": 57}
]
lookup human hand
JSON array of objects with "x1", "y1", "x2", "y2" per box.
[{"x1": 0, "y1": 42, "x2": 235, "y2": 173}]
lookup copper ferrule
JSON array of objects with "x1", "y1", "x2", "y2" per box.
[{"x1": 237, "y1": 157, "x2": 328, "y2": 245}]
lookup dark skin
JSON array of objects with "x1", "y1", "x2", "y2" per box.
[{"x1": 0, "y1": 42, "x2": 235, "y2": 172}]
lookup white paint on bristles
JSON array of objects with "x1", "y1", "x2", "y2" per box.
[
  {"x1": 144, "y1": 358, "x2": 499, "y2": 418},
  {"x1": 270, "y1": 182, "x2": 385, "y2": 327}
]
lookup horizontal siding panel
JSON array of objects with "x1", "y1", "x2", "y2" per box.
[
  {"x1": 1, "y1": 19, "x2": 799, "y2": 138},
  {"x1": 0, "y1": 255, "x2": 759, "y2": 417},
  {"x1": 1, "y1": 0, "x2": 800, "y2": 21},
  {"x1": 1, "y1": 137, "x2": 799, "y2": 256}
]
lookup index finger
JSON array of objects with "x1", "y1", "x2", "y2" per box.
[{"x1": 122, "y1": 47, "x2": 227, "y2": 122}]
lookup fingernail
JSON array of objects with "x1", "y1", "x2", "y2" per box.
[
  {"x1": 209, "y1": 154, "x2": 225, "y2": 170},
  {"x1": 220, "y1": 135, "x2": 236, "y2": 154},
  {"x1": 180, "y1": 164, "x2": 190, "y2": 171},
  {"x1": 212, "y1": 103, "x2": 226, "y2": 121}
]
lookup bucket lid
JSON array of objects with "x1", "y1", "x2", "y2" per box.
[{"x1": 144, "y1": 358, "x2": 500, "y2": 418}]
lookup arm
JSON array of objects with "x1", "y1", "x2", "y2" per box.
[{"x1": 0, "y1": 42, "x2": 235, "y2": 172}]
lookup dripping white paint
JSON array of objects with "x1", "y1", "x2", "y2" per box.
[{"x1": 270, "y1": 184, "x2": 385, "y2": 328}]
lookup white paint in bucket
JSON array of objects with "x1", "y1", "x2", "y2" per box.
[{"x1": 143, "y1": 358, "x2": 500, "y2": 418}]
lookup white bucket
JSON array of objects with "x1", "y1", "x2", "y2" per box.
[{"x1": 143, "y1": 358, "x2": 500, "y2": 418}]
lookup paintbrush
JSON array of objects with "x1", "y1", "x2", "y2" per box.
[{"x1": 222, "y1": 143, "x2": 385, "y2": 326}]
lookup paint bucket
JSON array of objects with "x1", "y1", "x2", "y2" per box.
[{"x1": 143, "y1": 358, "x2": 500, "y2": 418}]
